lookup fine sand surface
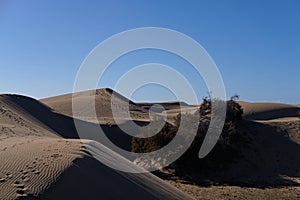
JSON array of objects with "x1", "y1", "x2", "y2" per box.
[
  {"x1": 41, "y1": 88, "x2": 150, "y2": 124},
  {"x1": 41, "y1": 89, "x2": 197, "y2": 125},
  {"x1": 0, "y1": 93, "x2": 193, "y2": 200},
  {"x1": 2, "y1": 89, "x2": 300, "y2": 199},
  {"x1": 239, "y1": 101, "x2": 300, "y2": 121},
  {"x1": 41, "y1": 90, "x2": 300, "y2": 200}
]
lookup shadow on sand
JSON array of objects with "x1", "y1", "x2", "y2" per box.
[
  {"x1": 159, "y1": 120, "x2": 300, "y2": 189},
  {"x1": 5, "y1": 95, "x2": 300, "y2": 189},
  {"x1": 3, "y1": 94, "x2": 138, "y2": 151}
]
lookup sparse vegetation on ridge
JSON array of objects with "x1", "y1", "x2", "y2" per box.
[{"x1": 131, "y1": 95, "x2": 245, "y2": 172}]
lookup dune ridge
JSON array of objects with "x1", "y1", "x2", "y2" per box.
[
  {"x1": 0, "y1": 93, "x2": 194, "y2": 200},
  {"x1": 239, "y1": 101, "x2": 300, "y2": 121},
  {"x1": 41, "y1": 88, "x2": 150, "y2": 124},
  {"x1": 2, "y1": 89, "x2": 300, "y2": 200}
]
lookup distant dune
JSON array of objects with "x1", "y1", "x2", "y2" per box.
[
  {"x1": 137, "y1": 101, "x2": 189, "y2": 110},
  {"x1": 41, "y1": 88, "x2": 150, "y2": 124},
  {"x1": 136, "y1": 101, "x2": 198, "y2": 125},
  {"x1": 239, "y1": 101, "x2": 300, "y2": 121}
]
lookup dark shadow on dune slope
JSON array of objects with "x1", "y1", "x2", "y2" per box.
[
  {"x1": 4, "y1": 94, "x2": 300, "y2": 189},
  {"x1": 2, "y1": 94, "x2": 138, "y2": 151},
  {"x1": 244, "y1": 107, "x2": 300, "y2": 120},
  {"x1": 137, "y1": 101, "x2": 190, "y2": 111},
  {"x1": 159, "y1": 120, "x2": 300, "y2": 189}
]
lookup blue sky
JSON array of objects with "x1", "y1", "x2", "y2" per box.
[{"x1": 0, "y1": 0, "x2": 299, "y2": 103}]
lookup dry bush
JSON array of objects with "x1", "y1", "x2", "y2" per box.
[{"x1": 131, "y1": 95, "x2": 244, "y2": 172}]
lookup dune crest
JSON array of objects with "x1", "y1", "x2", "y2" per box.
[{"x1": 0, "y1": 93, "x2": 194, "y2": 200}]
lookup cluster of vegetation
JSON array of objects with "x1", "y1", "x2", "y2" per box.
[
  {"x1": 131, "y1": 121, "x2": 177, "y2": 153},
  {"x1": 131, "y1": 95, "x2": 244, "y2": 172},
  {"x1": 176, "y1": 95, "x2": 244, "y2": 172}
]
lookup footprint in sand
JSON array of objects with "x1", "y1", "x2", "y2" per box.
[
  {"x1": 14, "y1": 181, "x2": 28, "y2": 197},
  {"x1": 19, "y1": 171, "x2": 30, "y2": 182},
  {"x1": 31, "y1": 169, "x2": 40, "y2": 175},
  {"x1": 16, "y1": 189, "x2": 28, "y2": 197},
  {"x1": 6, "y1": 173, "x2": 13, "y2": 179},
  {"x1": 51, "y1": 153, "x2": 62, "y2": 158},
  {"x1": 21, "y1": 177, "x2": 30, "y2": 182},
  {"x1": 14, "y1": 181, "x2": 25, "y2": 188}
]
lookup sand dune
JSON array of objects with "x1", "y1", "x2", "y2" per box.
[
  {"x1": 0, "y1": 137, "x2": 192, "y2": 200},
  {"x1": 167, "y1": 119, "x2": 300, "y2": 200},
  {"x1": 137, "y1": 101, "x2": 189, "y2": 111},
  {"x1": 41, "y1": 140, "x2": 193, "y2": 200},
  {"x1": 41, "y1": 88, "x2": 150, "y2": 124},
  {"x1": 41, "y1": 89, "x2": 198, "y2": 125},
  {"x1": 2, "y1": 90, "x2": 300, "y2": 200},
  {"x1": 135, "y1": 101, "x2": 300, "y2": 199},
  {"x1": 136, "y1": 101, "x2": 198, "y2": 125},
  {"x1": 0, "y1": 93, "x2": 194, "y2": 200},
  {"x1": 239, "y1": 101, "x2": 300, "y2": 121},
  {"x1": 2, "y1": 94, "x2": 138, "y2": 150},
  {"x1": 0, "y1": 137, "x2": 84, "y2": 199}
]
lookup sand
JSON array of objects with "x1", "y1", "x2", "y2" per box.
[
  {"x1": 164, "y1": 102, "x2": 300, "y2": 200},
  {"x1": 0, "y1": 93, "x2": 193, "y2": 200},
  {"x1": 41, "y1": 88, "x2": 150, "y2": 124},
  {"x1": 0, "y1": 137, "x2": 84, "y2": 199},
  {"x1": 166, "y1": 120, "x2": 300, "y2": 200},
  {"x1": 239, "y1": 101, "x2": 300, "y2": 121},
  {"x1": 1, "y1": 89, "x2": 300, "y2": 199}
]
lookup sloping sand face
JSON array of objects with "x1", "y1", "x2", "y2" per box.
[
  {"x1": 0, "y1": 95, "x2": 83, "y2": 199},
  {"x1": 3, "y1": 91, "x2": 300, "y2": 200},
  {"x1": 0, "y1": 95, "x2": 60, "y2": 139},
  {"x1": 0, "y1": 94, "x2": 194, "y2": 200},
  {"x1": 41, "y1": 88, "x2": 150, "y2": 124},
  {"x1": 0, "y1": 137, "x2": 194, "y2": 200},
  {"x1": 162, "y1": 102, "x2": 300, "y2": 200},
  {"x1": 40, "y1": 140, "x2": 193, "y2": 200},
  {"x1": 166, "y1": 119, "x2": 300, "y2": 200},
  {"x1": 0, "y1": 137, "x2": 85, "y2": 199},
  {"x1": 239, "y1": 101, "x2": 300, "y2": 121}
]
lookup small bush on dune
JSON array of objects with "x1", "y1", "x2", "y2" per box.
[
  {"x1": 131, "y1": 95, "x2": 244, "y2": 172},
  {"x1": 227, "y1": 95, "x2": 243, "y2": 122},
  {"x1": 175, "y1": 96, "x2": 244, "y2": 171}
]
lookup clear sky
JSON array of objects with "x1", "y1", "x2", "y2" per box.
[{"x1": 0, "y1": 0, "x2": 299, "y2": 103}]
